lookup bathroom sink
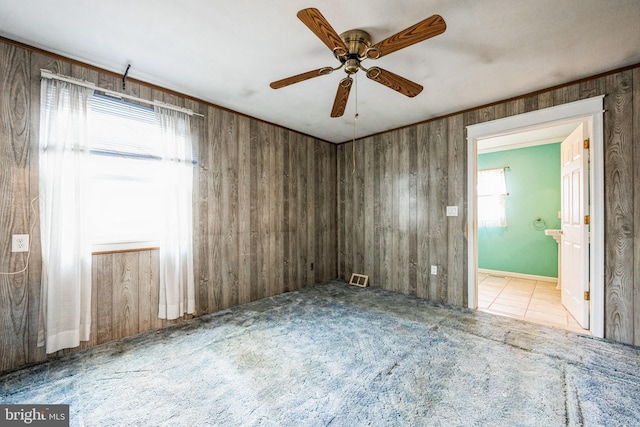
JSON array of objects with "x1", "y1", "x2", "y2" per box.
[{"x1": 544, "y1": 229, "x2": 562, "y2": 243}]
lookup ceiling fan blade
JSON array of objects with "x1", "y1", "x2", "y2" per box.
[
  {"x1": 370, "y1": 14, "x2": 446, "y2": 58},
  {"x1": 270, "y1": 67, "x2": 334, "y2": 89},
  {"x1": 366, "y1": 67, "x2": 423, "y2": 97},
  {"x1": 297, "y1": 8, "x2": 349, "y2": 57},
  {"x1": 331, "y1": 77, "x2": 353, "y2": 117}
]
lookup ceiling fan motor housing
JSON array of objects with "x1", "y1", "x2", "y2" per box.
[{"x1": 337, "y1": 29, "x2": 372, "y2": 74}]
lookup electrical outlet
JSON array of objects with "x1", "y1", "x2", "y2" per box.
[
  {"x1": 430, "y1": 265, "x2": 437, "y2": 275},
  {"x1": 12, "y1": 234, "x2": 29, "y2": 253},
  {"x1": 446, "y1": 206, "x2": 458, "y2": 217}
]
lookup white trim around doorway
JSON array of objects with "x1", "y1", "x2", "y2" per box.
[{"x1": 466, "y1": 96, "x2": 605, "y2": 338}]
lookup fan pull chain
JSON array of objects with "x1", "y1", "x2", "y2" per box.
[{"x1": 352, "y1": 73, "x2": 358, "y2": 174}]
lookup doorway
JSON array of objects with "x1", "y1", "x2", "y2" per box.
[
  {"x1": 475, "y1": 126, "x2": 582, "y2": 332},
  {"x1": 466, "y1": 97, "x2": 605, "y2": 338}
]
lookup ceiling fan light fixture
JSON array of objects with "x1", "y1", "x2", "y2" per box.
[
  {"x1": 271, "y1": 8, "x2": 446, "y2": 117},
  {"x1": 344, "y1": 58, "x2": 360, "y2": 74}
]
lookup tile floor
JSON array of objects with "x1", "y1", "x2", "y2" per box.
[{"x1": 477, "y1": 273, "x2": 590, "y2": 334}]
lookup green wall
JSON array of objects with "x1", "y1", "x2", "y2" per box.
[{"x1": 478, "y1": 143, "x2": 561, "y2": 278}]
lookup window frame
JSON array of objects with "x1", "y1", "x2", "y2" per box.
[
  {"x1": 477, "y1": 167, "x2": 508, "y2": 228},
  {"x1": 87, "y1": 94, "x2": 165, "y2": 253}
]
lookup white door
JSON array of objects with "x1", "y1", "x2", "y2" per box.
[{"x1": 560, "y1": 123, "x2": 589, "y2": 329}]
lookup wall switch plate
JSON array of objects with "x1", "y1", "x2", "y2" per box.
[
  {"x1": 12, "y1": 234, "x2": 29, "y2": 253},
  {"x1": 430, "y1": 265, "x2": 438, "y2": 275},
  {"x1": 446, "y1": 206, "x2": 458, "y2": 217}
]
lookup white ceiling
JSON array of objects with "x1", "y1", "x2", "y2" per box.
[{"x1": 1, "y1": 0, "x2": 639, "y2": 143}]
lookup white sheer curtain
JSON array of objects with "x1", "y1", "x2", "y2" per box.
[
  {"x1": 38, "y1": 78, "x2": 94, "y2": 353},
  {"x1": 478, "y1": 167, "x2": 508, "y2": 228},
  {"x1": 155, "y1": 106, "x2": 195, "y2": 319}
]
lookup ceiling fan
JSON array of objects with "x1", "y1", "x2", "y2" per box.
[{"x1": 270, "y1": 8, "x2": 446, "y2": 117}]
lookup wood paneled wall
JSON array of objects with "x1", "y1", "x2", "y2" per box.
[
  {"x1": 2, "y1": 35, "x2": 640, "y2": 374},
  {"x1": 0, "y1": 40, "x2": 336, "y2": 373},
  {"x1": 337, "y1": 65, "x2": 640, "y2": 346},
  {"x1": 337, "y1": 118, "x2": 466, "y2": 306}
]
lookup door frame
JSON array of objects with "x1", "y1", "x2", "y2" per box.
[{"x1": 466, "y1": 96, "x2": 605, "y2": 338}]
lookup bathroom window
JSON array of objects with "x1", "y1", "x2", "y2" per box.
[{"x1": 478, "y1": 167, "x2": 508, "y2": 227}]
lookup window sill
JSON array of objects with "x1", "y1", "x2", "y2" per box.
[{"x1": 92, "y1": 241, "x2": 160, "y2": 255}]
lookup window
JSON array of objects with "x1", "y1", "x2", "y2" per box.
[
  {"x1": 88, "y1": 94, "x2": 164, "y2": 250},
  {"x1": 477, "y1": 167, "x2": 508, "y2": 228},
  {"x1": 38, "y1": 76, "x2": 196, "y2": 352}
]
